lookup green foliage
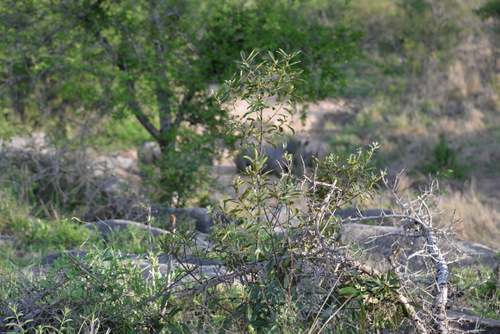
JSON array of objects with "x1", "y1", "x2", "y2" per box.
[
  {"x1": 166, "y1": 50, "x2": 389, "y2": 333},
  {"x1": 451, "y1": 266, "x2": 500, "y2": 320},
  {"x1": 476, "y1": 1, "x2": 500, "y2": 19},
  {"x1": 337, "y1": 270, "x2": 409, "y2": 330},
  {"x1": 419, "y1": 134, "x2": 469, "y2": 180},
  {"x1": 98, "y1": 116, "x2": 152, "y2": 152},
  {"x1": 311, "y1": 143, "x2": 383, "y2": 211},
  {"x1": 91, "y1": 224, "x2": 159, "y2": 255},
  {"x1": 0, "y1": 190, "x2": 95, "y2": 264},
  {"x1": 199, "y1": 0, "x2": 363, "y2": 100},
  {"x1": 0, "y1": 0, "x2": 363, "y2": 207},
  {"x1": 3, "y1": 304, "x2": 73, "y2": 334},
  {"x1": 345, "y1": 0, "x2": 471, "y2": 96},
  {"x1": 1, "y1": 0, "x2": 499, "y2": 330},
  {"x1": 0, "y1": 188, "x2": 29, "y2": 237},
  {"x1": 1, "y1": 248, "x2": 165, "y2": 333},
  {"x1": 6, "y1": 48, "x2": 480, "y2": 333},
  {"x1": 210, "y1": 49, "x2": 304, "y2": 268},
  {"x1": 21, "y1": 218, "x2": 92, "y2": 254}
]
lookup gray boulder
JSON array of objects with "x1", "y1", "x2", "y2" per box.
[
  {"x1": 337, "y1": 222, "x2": 500, "y2": 333},
  {"x1": 85, "y1": 219, "x2": 170, "y2": 238},
  {"x1": 234, "y1": 137, "x2": 329, "y2": 176},
  {"x1": 338, "y1": 223, "x2": 500, "y2": 271},
  {"x1": 92, "y1": 152, "x2": 139, "y2": 177},
  {"x1": 132, "y1": 207, "x2": 228, "y2": 234},
  {"x1": 1, "y1": 132, "x2": 55, "y2": 156},
  {"x1": 234, "y1": 150, "x2": 252, "y2": 173},
  {"x1": 33, "y1": 249, "x2": 225, "y2": 282},
  {"x1": 138, "y1": 141, "x2": 162, "y2": 165},
  {"x1": 447, "y1": 310, "x2": 500, "y2": 334},
  {"x1": 84, "y1": 219, "x2": 213, "y2": 255},
  {"x1": 334, "y1": 208, "x2": 394, "y2": 225}
]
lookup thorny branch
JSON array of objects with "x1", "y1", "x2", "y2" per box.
[{"x1": 383, "y1": 175, "x2": 451, "y2": 333}]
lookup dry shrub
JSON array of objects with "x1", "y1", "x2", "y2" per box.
[{"x1": 0, "y1": 139, "x2": 145, "y2": 222}]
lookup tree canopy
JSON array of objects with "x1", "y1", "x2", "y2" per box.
[{"x1": 0, "y1": 0, "x2": 363, "y2": 206}]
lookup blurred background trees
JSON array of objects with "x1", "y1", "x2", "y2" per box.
[
  {"x1": 1, "y1": 0, "x2": 499, "y2": 213},
  {"x1": 0, "y1": 0, "x2": 362, "y2": 206}
]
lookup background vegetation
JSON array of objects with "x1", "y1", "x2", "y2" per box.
[{"x1": 1, "y1": 0, "x2": 499, "y2": 333}]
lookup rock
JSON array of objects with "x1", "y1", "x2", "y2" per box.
[
  {"x1": 84, "y1": 219, "x2": 170, "y2": 238},
  {"x1": 1, "y1": 132, "x2": 55, "y2": 156},
  {"x1": 338, "y1": 223, "x2": 402, "y2": 259},
  {"x1": 89, "y1": 152, "x2": 141, "y2": 206},
  {"x1": 132, "y1": 254, "x2": 225, "y2": 280},
  {"x1": 234, "y1": 150, "x2": 250, "y2": 173},
  {"x1": 33, "y1": 249, "x2": 225, "y2": 282},
  {"x1": 334, "y1": 208, "x2": 395, "y2": 225},
  {"x1": 338, "y1": 223, "x2": 500, "y2": 271},
  {"x1": 447, "y1": 310, "x2": 500, "y2": 333},
  {"x1": 33, "y1": 219, "x2": 220, "y2": 280},
  {"x1": 93, "y1": 152, "x2": 139, "y2": 177},
  {"x1": 36, "y1": 250, "x2": 93, "y2": 266},
  {"x1": 337, "y1": 223, "x2": 500, "y2": 331},
  {"x1": 267, "y1": 206, "x2": 397, "y2": 235},
  {"x1": 181, "y1": 207, "x2": 227, "y2": 234},
  {"x1": 138, "y1": 141, "x2": 162, "y2": 165},
  {"x1": 140, "y1": 207, "x2": 228, "y2": 234},
  {"x1": 334, "y1": 207, "x2": 391, "y2": 219},
  {"x1": 83, "y1": 219, "x2": 213, "y2": 256},
  {"x1": 234, "y1": 137, "x2": 329, "y2": 176}
]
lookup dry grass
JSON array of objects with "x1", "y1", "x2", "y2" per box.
[{"x1": 439, "y1": 181, "x2": 500, "y2": 247}]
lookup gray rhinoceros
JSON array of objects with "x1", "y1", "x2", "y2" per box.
[
  {"x1": 235, "y1": 145, "x2": 294, "y2": 176},
  {"x1": 234, "y1": 137, "x2": 329, "y2": 176}
]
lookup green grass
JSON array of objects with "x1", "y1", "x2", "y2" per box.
[
  {"x1": 451, "y1": 265, "x2": 500, "y2": 320},
  {"x1": 0, "y1": 115, "x2": 35, "y2": 139}
]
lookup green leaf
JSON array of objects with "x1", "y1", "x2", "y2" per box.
[
  {"x1": 337, "y1": 286, "x2": 359, "y2": 296},
  {"x1": 268, "y1": 50, "x2": 275, "y2": 61}
]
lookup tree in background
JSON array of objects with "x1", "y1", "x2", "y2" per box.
[
  {"x1": 346, "y1": 0, "x2": 478, "y2": 96},
  {"x1": 0, "y1": 0, "x2": 363, "y2": 206},
  {"x1": 476, "y1": 0, "x2": 500, "y2": 19}
]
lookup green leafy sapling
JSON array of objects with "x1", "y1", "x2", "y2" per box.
[{"x1": 213, "y1": 49, "x2": 304, "y2": 264}]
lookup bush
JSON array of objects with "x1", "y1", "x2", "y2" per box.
[
  {"x1": 419, "y1": 134, "x2": 469, "y2": 180},
  {"x1": 1, "y1": 50, "x2": 480, "y2": 334},
  {"x1": 0, "y1": 142, "x2": 144, "y2": 221}
]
